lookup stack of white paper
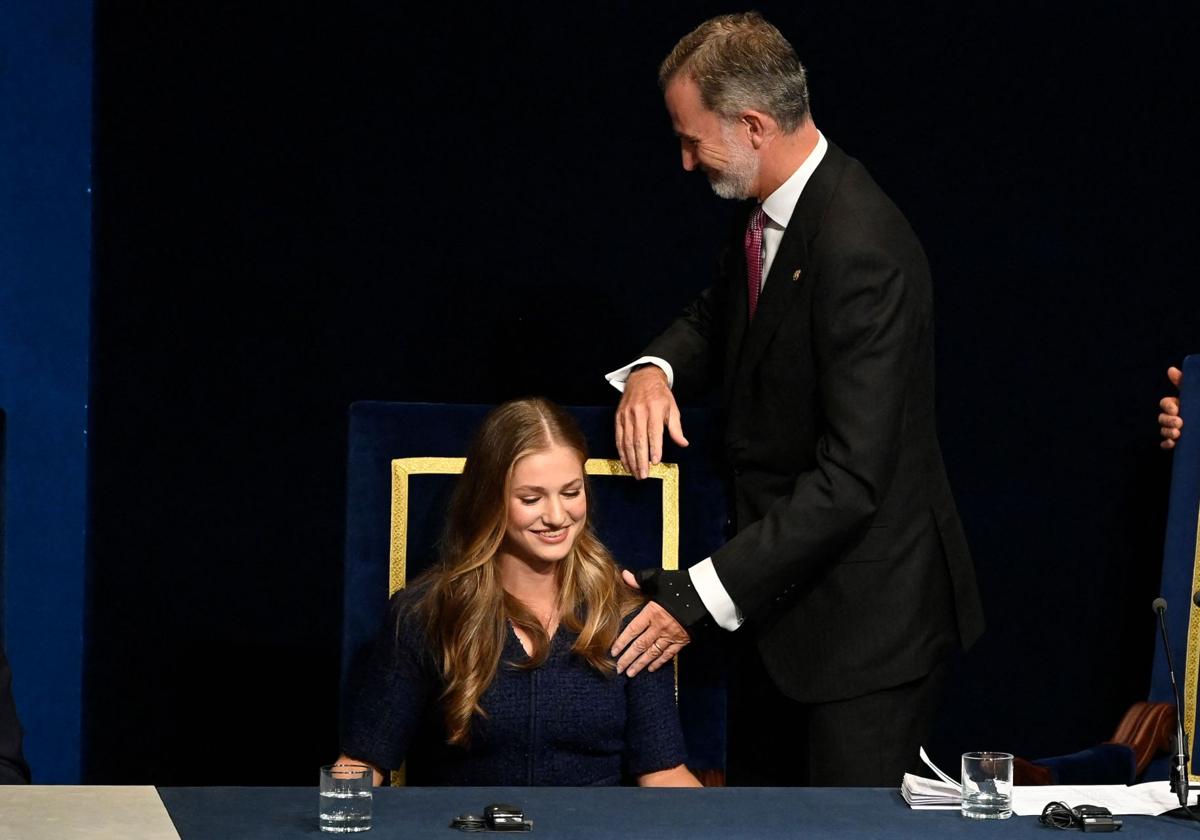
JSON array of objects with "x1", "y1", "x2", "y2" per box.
[
  {"x1": 1012, "y1": 782, "x2": 1184, "y2": 816},
  {"x1": 900, "y1": 747, "x2": 962, "y2": 809},
  {"x1": 901, "y1": 772, "x2": 961, "y2": 809}
]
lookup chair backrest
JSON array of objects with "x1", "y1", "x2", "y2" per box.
[
  {"x1": 340, "y1": 401, "x2": 729, "y2": 777},
  {"x1": 1150, "y1": 354, "x2": 1200, "y2": 780}
]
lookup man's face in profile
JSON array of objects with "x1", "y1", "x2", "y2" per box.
[{"x1": 664, "y1": 76, "x2": 759, "y2": 200}]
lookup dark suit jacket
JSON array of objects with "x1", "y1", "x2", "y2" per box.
[{"x1": 644, "y1": 141, "x2": 984, "y2": 703}]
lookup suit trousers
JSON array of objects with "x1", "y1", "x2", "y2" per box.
[{"x1": 725, "y1": 632, "x2": 947, "y2": 787}]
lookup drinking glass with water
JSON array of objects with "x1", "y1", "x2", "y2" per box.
[
  {"x1": 960, "y1": 751, "x2": 1013, "y2": 820},
  {"x1": 320, "y1": 763, "x2": 373, "y2": 833}
]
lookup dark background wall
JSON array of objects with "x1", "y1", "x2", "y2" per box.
[{"x1": 83, "y1": 1, "x2": 1199, "y2": 783}]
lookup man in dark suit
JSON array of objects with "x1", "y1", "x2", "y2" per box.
[{"x1": 608, "y1": 12, "x2": 984, "y2": 785}]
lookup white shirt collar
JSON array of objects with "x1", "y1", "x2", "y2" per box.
[{"x1": 761, "y1": 131, "x2": 828, "y2": 228}]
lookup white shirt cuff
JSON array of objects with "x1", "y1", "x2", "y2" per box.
[
  {"x1": 688, "y1": 557, "x2": 743, "y2": 631},
  {"x1": 604, "y1": 356, "x2": 674, "y2": 392}
]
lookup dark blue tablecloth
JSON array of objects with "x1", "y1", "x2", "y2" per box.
[{"x1": 157, "y1": 786, "x2": 1200, "y2": 839}]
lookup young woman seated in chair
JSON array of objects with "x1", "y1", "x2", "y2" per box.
[{"x1": 338, "y1": 398, "x2": 700, "y2": 787}]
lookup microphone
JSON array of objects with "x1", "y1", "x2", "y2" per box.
[{"x1": 1153, "y1": 597, "x2": 1191, "y2": 809}]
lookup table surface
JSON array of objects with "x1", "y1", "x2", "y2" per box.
[{"x1": 157, "y1": 786, "x2": 1200, "y2": 840}]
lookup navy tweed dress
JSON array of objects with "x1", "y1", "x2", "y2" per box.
[{"x1": 340, "y1": 587, "x2": 688, "y2": 786}]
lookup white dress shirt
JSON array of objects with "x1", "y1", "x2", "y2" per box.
[{"x1": 605, "y1": 132, "x2": 829, "y2": 631}]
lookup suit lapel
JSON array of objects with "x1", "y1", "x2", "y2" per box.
[{"x1": 734, "y1": 143, "x2": 848, "y2": 380}]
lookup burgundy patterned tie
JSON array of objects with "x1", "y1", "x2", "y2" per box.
[{"x1": 744, "y1": 205, "x2": 766, "y2": 320}]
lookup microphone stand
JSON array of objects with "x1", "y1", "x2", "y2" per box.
[{"x1": 1153, "y1": 597, "x2": 1200, "y2": 820}]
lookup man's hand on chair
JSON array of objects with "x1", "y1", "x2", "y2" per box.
[
  {"x1": 1160, "y1": 366, "x2": 1184, "y2": 450},
  {"x1": 615, "y1": 366, "x2": 689, "y2": 479}
]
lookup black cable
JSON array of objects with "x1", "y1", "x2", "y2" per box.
[
  {"x1": 1038, "y1": 801, "x2": 1123, "y2": 832},
  {"x1": 1039, "y1": 801, "x2": 1078, "y2": 829},
  {"x1": 450, "y1": 814, "x2": 487, "y2": 832}
]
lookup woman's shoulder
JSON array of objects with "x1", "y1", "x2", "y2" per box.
[
  {"x1": 387, "y1": 580, "x2": 431, "y2": 607},
  {"x1": 383, "y1": 582, "x2": 435, "y2": 642}
]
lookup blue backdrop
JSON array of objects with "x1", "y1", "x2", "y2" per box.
[{"x1": 0, "y1": 0, "x2": 94, "y2": 782}]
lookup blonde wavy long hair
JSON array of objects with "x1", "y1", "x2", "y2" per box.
[{"x1": 415, "y1": 398, "x2": 642, "y2": 746}]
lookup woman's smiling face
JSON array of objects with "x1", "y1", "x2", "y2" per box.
[{"x1": 501, "y1": 444, "x2": 587, "y2": 568}]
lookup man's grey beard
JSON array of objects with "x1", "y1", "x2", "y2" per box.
[{"x1": 708, "y1": 126, "x2": 759, "y2": 200}]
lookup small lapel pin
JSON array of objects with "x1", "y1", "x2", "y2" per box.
[{"x1": 792, "y1": 269, "x2": 803, "y2": 282}]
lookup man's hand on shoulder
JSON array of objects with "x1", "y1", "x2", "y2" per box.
[
  {"x1": 611, "y1": 597, "x2": 690, "y2": 678},
  {"x1": 611, "y1": 567, "x2": 711, "y2": 677},
  {"x1": 615, "y1": 365, "x2": 689, "y2": 479},
  {"x1": 1160, "y1": 366, "x2": 1184, "y2": 450}
]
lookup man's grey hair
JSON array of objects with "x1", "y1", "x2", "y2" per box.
[{"x1": 659, "y1": 12, "x2": 810, "y2": 134}]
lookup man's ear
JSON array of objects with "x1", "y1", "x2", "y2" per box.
[{"x1": 741, "y1": 110, "x2": 771, "y2": 149}]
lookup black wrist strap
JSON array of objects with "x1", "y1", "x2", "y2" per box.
[{"x1": 637, "y1": 568, "x2": 711, "y2": 629}]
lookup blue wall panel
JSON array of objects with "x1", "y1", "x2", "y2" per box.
[{"x1": 0, "y1": 0, "x2": 93, "y2": 782}]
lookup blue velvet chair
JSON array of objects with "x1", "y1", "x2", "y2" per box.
[
  {"x1": 1017, "y1": 355, "x2": 1199, "y2": 786},
  {"x1": 1144, "y1": 353, "x2": 1200, "y2": 783},
  {"x1": 340, "y1": 402, "x2": 730, "y2": 785}
]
